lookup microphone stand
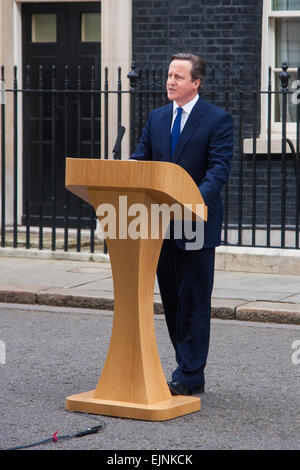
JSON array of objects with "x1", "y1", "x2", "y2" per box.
[{"x1": 113, "y1": 126, "x2": 126, "y2": 159}]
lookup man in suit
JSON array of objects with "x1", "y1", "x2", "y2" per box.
[{"x1": 131, "y1": 53, "x2": 234, "y2": 396}]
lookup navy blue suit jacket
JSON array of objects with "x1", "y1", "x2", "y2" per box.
[{"x1": 131, "y1": 95, "x2": 234, "y2": 249}]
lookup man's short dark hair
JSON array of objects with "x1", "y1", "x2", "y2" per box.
[{"x1": 170, "y1": 53, "x2": 206, "y2": 90}]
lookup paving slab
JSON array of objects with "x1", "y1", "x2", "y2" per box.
[{"x1": 0, "y1": 256, "x2": 300, "y2": 325}]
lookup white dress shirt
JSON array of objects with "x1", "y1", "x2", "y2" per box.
[{"x1": 171, "y1": 94, "x2": 199, "y2": 133}]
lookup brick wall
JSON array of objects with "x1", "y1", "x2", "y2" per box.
[
  {"x1": 131, "y1": 0, "x2": 298, "y2": 235},
  {"x1": 132, "y1": 0, "x2": 262, "y2": 82}
]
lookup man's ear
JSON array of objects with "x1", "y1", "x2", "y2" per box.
[{"x1": 193, "y1": 78, "x2": 201, "y2": 90}]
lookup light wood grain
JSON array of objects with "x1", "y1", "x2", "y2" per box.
[
  {"x1": 66, "y1": 390, "x2": 200, "y2": 421},
  {"x1": 65, "y1": 159, "x2": 206, "y2": 420},
  {"x1": 65, "y1": 158, "x2": 207, "y2": 221}
]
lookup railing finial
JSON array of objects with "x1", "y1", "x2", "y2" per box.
[
  {"x1": 279, "y1": 62, "x2": 290, "y2": 91},
  {"x1": 127, "y1": 62, "x2": 138, "y2": 91}
]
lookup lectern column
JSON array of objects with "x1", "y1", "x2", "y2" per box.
[
  {"x1": 66, "y1": 187, "x2": 201, "y2": 420},
  {"x1": 93, "y1": 191, "x2": 171, "y2": 405}
]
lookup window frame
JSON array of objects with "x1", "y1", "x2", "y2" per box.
[{"x1": 261, "y1": 0, "x2": 300, "y2": 135}]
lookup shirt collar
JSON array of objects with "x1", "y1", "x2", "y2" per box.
[{"x1": 173, "y1": 94, "x2": 199, "y2": 115}]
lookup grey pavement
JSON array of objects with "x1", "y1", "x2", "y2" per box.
[{"x1": 0, "y1": 253, "x2": 300, "y2": 324}]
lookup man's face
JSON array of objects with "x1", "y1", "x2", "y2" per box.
[{"x1": 166, "y1": 59, "x2": 200, "y2": 106}]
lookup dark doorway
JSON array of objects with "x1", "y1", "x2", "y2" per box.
[{"x1": 22, "y1": 2, "x2": 101, "y2": 227}]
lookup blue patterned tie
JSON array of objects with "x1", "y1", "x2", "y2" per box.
[{"x1": 170, "y1": 107, "x2": 183, "y2": 158}]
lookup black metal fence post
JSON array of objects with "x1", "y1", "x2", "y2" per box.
[
  {"x1": 117, "y1": 66, "x2": 122, "y2": 159},
  {"x1": 279, "y1": 62, "x2": 290, "y2": 248},
  {"x1": 296, "y1": 67, "x2": 300, "y2": 249},
  {"x1": 90, "y1": 64, "x2": 96, "y2": 253},
  {"x1": 76, "y1": 65, "x2": 82, "y2": 252},
  {"x1": 266, "y1": 65, "x2": 272, "y2": 247},
  {"x1": 127, "y1": 62, "x2": 138, "y2": 155},
  {"x1": 104, "y1": 66, "x2": 109, "y2": 159},
  {"x1": 63, "y1": 65, "x2": 70, "y2": 252},
  {"x1": 24, "y1": 64, "x2": 31, "y2": 249},
  {"x1": 1, "y1": 66, "x2": 5, "y2": 247},
  {"x1": 38, "y1": 65, "x2": 44, "y2": 250},
  {"x1": 51, "y1": 65, "x2": 57, "y2": 251},
  {"x1": 102, "y1": 66, "x2": 109, "y2": 254},
  {"x1": 237, "y1": 67, "x2": 244, "y2": 246},
  {"x1": 251, "y1": 68, "x2": 258, "y2": 247},
  {"x1": 223, "y1": 65, "x2": 230, "y2": 245},
  {"x1": 13, "y1": 66, "x2": 18, "y2": 249}
]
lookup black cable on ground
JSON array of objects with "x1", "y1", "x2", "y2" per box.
[{"x1": 3, "y1": 422, "x2": 106, "y2": 450}]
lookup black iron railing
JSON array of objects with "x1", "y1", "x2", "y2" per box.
[{"x1": 0, "y1": 62, "x2": 300, "y2": 253}]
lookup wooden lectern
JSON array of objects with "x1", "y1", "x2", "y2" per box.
[{"x1": 65, "y1": 159, "x2": 207, "y2": 421}]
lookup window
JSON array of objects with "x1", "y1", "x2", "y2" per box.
[
  {"x1": 244, "y1": 1, "x2": 300, "y2": 153},
  {"x1": 81, "y1": 13, "x2": 101, "y2": 42},
  {"x1": 273, "y1": 2, "x2": 300, "y2": 122},
  {"x1": 264, "y1": 1, "x2": 300, "y2": 126},
  {"x1": 272, "y1": 0, "x2": 300, "y2": 10},
  {"x1": 31, "y1": 14, "x2": 56, "y2": 43}
]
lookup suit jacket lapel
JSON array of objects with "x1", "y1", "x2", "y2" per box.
[
  {"x1": 159, "y1": 104, "x2": 173, "y2": 161},
  {"x1": 172, "y1": 97, "x2": 205, "y2": 164}
]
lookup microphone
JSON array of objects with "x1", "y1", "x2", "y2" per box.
[{"x1": 113, "y1": 126, "x2": 126, "y2": 159}]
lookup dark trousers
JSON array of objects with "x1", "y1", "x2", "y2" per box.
[{"x1": 157, "y1": 238, "x2": 215, "y2": 392}]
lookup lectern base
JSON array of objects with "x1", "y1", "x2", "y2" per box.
[{"x1": 66, "y1": 390, "x2": 200, "y2": 421}]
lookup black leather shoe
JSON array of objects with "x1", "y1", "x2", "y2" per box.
[
  {"x1": 193, "y1": 384, "x2": 205, "y2": 395},
  {"x1": 168, "y1": 380, "x2": 191, "y2": 396},
  {"x1": 168, "y1": 381, "x2": 205, "y2": 396}
]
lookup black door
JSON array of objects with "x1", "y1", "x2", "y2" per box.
[{"x1": 22, "y1": 2, "x2": 101, "y2": 227}]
